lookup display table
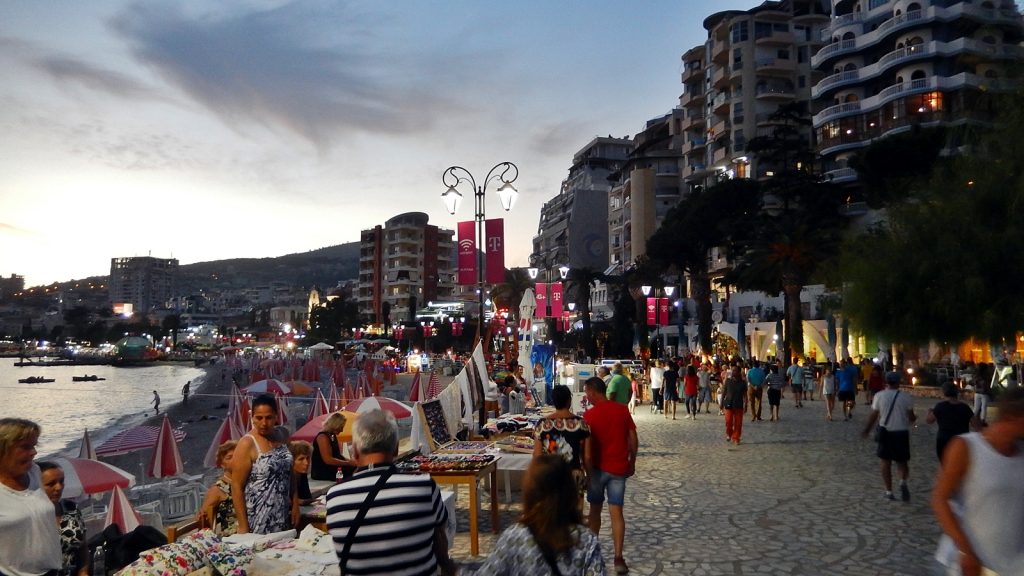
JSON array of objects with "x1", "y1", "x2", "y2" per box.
[
  {"x1": 298, "y1": 490, "x2": 456, "y2": 546},
  {"x1": 495, "y1": 453, "x2": 532, "y2": 503},
  {"x1": 427, "y1": 460, "x2": 499, "y2": 556}
]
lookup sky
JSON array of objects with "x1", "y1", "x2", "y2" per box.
[{"x1": 0, "y1": 0, "x2": 767, "y2": 287}]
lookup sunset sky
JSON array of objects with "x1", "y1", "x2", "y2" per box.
[{"x1": 1, "y1": 0, "x2": 766, "y2": 287}]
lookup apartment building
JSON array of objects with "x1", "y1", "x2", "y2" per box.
[
  {"x1": 108, "y1": 256, "x2": 178, "y2": 313},
  {"x1": 679, "y1": 0, "x2": 831, "y2": 191},
  {"x1": 811, "y1": 0, "x2": 1024, "y2": 181},
  {"x1": 357, "y1": 212, "x2": 455, "y2": 326},
  {"x1": 532, "y1": 136, "x2": 632, "y2": 272}
]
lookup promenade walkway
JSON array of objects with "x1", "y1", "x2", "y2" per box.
[{"x1": 450, "y1": 395, "x2": 948, "y2": 575}]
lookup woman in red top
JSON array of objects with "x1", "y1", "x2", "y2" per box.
[
  {"x1": 868, "y1": 365, "x2": 886, "y2": 404},
  {"x1": 683, "y1": 365, "x2": 700, "y2": 419}
]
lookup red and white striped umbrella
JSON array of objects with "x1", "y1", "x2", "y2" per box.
[
  {"x1": 105, "y1": 484, "x2": 142, "y2": 534},
  {"x1": 78, "y1": 428, "x2": 97, "y2": 460},
  {"x1": 425, "y1": 370, "x2": 444, "y2": 400},
  {"x1": 96, "y1": 425, "x2": 186, "y2": 457},
  {"x1": 332, "y1": 360, "x2": 347, "y2": 387},
  {"x1": 228, "y1": 384, "x2": 250, "y2": 435},
  {"x1": 48, "y1": 457, "x2": 135, "y2": 499},
  {"x1": 407, "y1": 371, "x2": 422, "y2": 402},
  {"x1": 308, "y1": 390, "x2": 329, "y2": 420},
  {"x1": 203, "y1": 418, "x2": 237, "y2": 468},
  {"x1": 326, "y1": 383, "x2": 341, "y2": 412},
  {"x1": 343, "y1": 396, "x2": 412, "y2": 419},
  {"x1": 147, "y1": 416, "x2": 184, "y2": 479},
  {"x1": 243, "y1": 378, "x2": 292, "y2": 396}
]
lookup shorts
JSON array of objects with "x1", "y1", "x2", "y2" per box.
[
  {"x1": 664, "y1": 387, "x2": 680, "y2": 402},
  {"x1": 804, "y1": 381, "x2": 816, "y2": 392},
  {"x1": 767, "y1": 388, "x2": 781, "y2": 406},
  {"x1": 697, "y1": 388, "x2": 711, "y2": 402},
  {"x1": 791, "y1": 384, "x2": 803, "y2": 393},
  {"x1": 876, "y1": 429, "x2": 911, "y2": 462},
  {"x1": 587, "y1": 469, "x2": 627, "y2": 506},
  {"x1": 837, "y1": 390, "x2": 856, "y2": 403}
]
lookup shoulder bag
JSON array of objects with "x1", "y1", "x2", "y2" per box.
[
  {"x1": 338, "y1": 467, "x2": 395, "y2": 575},
  {"x1": 873, "y1": 391, "x2": 900, "y2": 442}
]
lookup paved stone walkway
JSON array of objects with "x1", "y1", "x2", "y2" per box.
[{"x1": 449, "y1": 395, "x2": 949, "y2": 575}]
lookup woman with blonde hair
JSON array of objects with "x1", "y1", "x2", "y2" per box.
[
  {"x1": 470, "y1": 454, "x2": 605, "y2": 575},
  {"x1": 0, "y1": 418, "x2": 61, "y2": 576},
  {"x1": 199, "y1": 440, "x2": 238, "y2": 535},
  {"x1": 311, "y1": 412, "x2": 355, "y2": 481}
]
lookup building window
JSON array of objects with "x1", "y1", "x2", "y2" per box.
[
  {"x1": 797, "y1": 46, "x2": 808, "y2": 63},
  {"x1": 777, "y1": 48, "x2": 790, "y2": 60},
  {"x1": 731, "y1": 21, "x2": 749, "y2": 43},
  {"x1": 754, "y1": 21, "x2": 772, "y2": 39},
  {"x1": 733, "y1": 47, "x2": 743, "y2": 67}
]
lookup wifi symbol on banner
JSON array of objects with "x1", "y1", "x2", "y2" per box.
[{"x1": 459, "y1": 239, "x2": 475, "y2": 251}]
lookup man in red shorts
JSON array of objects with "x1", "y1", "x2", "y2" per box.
[{"x1": 584, "y1": 376, "x2": 638, "y2": 574}]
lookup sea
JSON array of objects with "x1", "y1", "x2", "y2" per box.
[{"x1": 0, "y1": 358, "x2": 207, "y2": 457}]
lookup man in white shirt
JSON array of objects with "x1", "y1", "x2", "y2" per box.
[
  {"x1": 861, "y1": 372, "x2": 917, "y2": 502},
  {"x1": 649, "y1": 360, "x2": 665, "y2": 414}
]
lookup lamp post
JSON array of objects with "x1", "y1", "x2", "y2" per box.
[
  {"x1": 442, "y1": 162, "x2": 519, "y2": 343},
  {"x1": 641, "y1": 284, "x2": 675, "y2": 359},
  {"x1": 528, "y1": 261, "x2": 569, "y2": 340}
]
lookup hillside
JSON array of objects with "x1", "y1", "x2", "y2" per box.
[{"x1": 176, "y1": 242, "x2": 361, "y2": 292}]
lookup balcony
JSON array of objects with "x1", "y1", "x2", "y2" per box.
[
  {"x1": 681, "y1": 88, "x2": 706, "y2": 108},
  {"x1": 712, "y1": 65, "x2": 730, "y2": 89},
  {"x1": 824, "y1": 167, "x2": 858, "y2": 183},
  {"x1": 712, "y1": 40, "x2": 729, "y2": 65},
  {"x1": 712, "y1": 92, "x2": 730, "y2": 115},
  {"x1": 756, "y1": 30, "x2": 794, "y2": 46},
  {"x1": 681, "y1": 63, "x2": 705, "y2": 83},
  {"x1": 709, "y1": 117, "x2": 729, "y2": 140},
  {"x1": 755, "y1": 57, "x2": 796, "y2": 75},
  {"x1": 755, "y1": 82, "x2": 796, "y2": 100},
  {"x1": 712, "y1": 146, "x2": 730, "y2": 164}
]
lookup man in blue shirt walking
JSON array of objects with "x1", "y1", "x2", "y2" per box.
[{"x1": 836, "y1": 357, "x2": 859, "y2": 420}]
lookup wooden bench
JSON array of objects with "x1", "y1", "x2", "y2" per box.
[{"x1": 166, "y1": 516, "x2": 207, "y2": 543}]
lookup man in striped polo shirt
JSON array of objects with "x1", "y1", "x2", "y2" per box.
[{"x1": 326, "y1": 410, "x2": 456, "y2": 576}]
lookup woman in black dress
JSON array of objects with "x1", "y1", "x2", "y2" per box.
[{"x1": 926, "y1": 383, "x2": 976, "y2": 463}]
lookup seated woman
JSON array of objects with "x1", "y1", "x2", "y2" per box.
[
  {"x1": 38, "y1": 461, "x2": 88, "y2": 576},
  {"x1": 469, "y1": 454, "x2": 605, "y2": 575},
  {"x1": 311, "y1": 412, "x2": 355, "y2": 481},
  {"x1": 199, "y1": 440, "x2": 238, "y2": 535},
  {"x1": 288, "y1": 441, "x2": 314, "y2": 502}
]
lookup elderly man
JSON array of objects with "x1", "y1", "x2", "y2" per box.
[{"x1": 325, "y1": 410, "x2": 455, "y2": 576}]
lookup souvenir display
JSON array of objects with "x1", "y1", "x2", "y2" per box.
[
  {"x1": 396, "y1": 453, "x2": 497, "y2": 474},
  {"x1": 495, "y1": 435, "x2": 535, "y2": 454},
  {"x1": 436, "y1": 441, "x2": 493, "y2": 454}
]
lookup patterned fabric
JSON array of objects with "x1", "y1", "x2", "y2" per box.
[
  {"x1": 534, "y1": 417, "x2": 590, "y2": 470},
  {"x1": 119, "y1": 530, "x2": 222, "y2": 576},
  {"x1": 58, "y1": 500, "x2": 85, "y2": 576},
  {"x1": 468, "y1": 523, "x2": 605, "y2": 576},
  {"x1": 212, "y1": 478, "x2": 237, "y2": 536},
  {"x1": 243, "y1": 435, "x2": 294, "y2": 535}
]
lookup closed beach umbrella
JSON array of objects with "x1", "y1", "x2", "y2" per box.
[
  {"x1": 407, "y1": 371, "x2": 422, "y2": 402},
  {"x1": 96, "y1": 425, "x2": 186, "y2": 457},
  {"x1": 518, "y1": 289, "x2": 536, "y2": 366},
  {"x1": 736, "y1": 319, "x2": 747, "y2": 361},
  {"x1": 292, "y1": 410, "x2": 358, "y2": 443},
  {"x1": 105, "y1": 485, "x2": 142, "y2": 534},
  {"x1": 203, "y1": 418, "x2": 236, "y2": 468},
  {"x1": 308, "y1": 390, "x2": 329, "y2": 420},
  {"x1": 425, "y1": 370, "x2": 444, "y2": 401},
  {"x1": 147, "y1": 416, "x2": 184, "y2": 479},
  {"x1": 326, "y1": 383, "x2": 341, "y2": 412},
  {"x1": 243, "y1": 378, "x2": 291, "y2": 395},
  {"x1": 344, "y1": 396, "x2": 412, "y2": 419},
  {"x1": 78, "y1": 428, "x2": 97, "y2": 460},
  {"x1": 49, "y1": 457, "x2": 135, "y2": 500},
  {"x1": 276, "y1": 394, "x2": 289, "y2": 426}
]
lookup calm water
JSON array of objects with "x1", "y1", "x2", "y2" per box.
[{"x1": 0, "y1": 358, "x2": 206, "y2": 457}]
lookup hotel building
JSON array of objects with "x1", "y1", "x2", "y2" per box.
[
  {"x1": 108, "y1": 256, "x2": 178, "y2": 313},
  {"x1": 357, "y1": 212, "x2": 455, "y2": 326}
]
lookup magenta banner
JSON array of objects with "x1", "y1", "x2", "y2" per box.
[
  {"x1": 550, "y1": 282, "x2": 563, "y2": 317},
  {"x1": 535, "y1": 283, "x2": 548, "y2": 317},
  {"x1": 646, "y1": 297, "x2": 657, "y2": 326},
  {"x1": 457, "y1": 221, "x2": 476, "y2": 285},
  {"x1": 484, "y1": 218, "x2": 505, "y2": 284},
  {"x1": 659, "y1": 297, "x2": 670, "y2": 326}
]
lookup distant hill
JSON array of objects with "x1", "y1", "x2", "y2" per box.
[{"x1": 176, "y1": 242, "x2": 361, "y2": 293}]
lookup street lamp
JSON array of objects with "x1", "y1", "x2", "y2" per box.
[{"x1": 442, "y1": 162, "x2": 519, "y2": 341}]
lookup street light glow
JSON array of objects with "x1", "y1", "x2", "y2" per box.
[{"x1": 441, "y1": 186, "x2": 462, "y2": 215}]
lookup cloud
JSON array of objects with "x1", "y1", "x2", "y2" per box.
[
  {"x1": 34, "y1": 56, "x2": 159, "y2": 100},
  {"x1": 0, "y1": 222, "x2": 35, "y2": 235},
  {"x1": 108, "y1": 2, "x2": 465, "y2": 149}
]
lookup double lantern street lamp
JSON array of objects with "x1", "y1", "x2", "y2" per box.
[
  {"x1": 641, "y1": 284, "x2": 676, "y2": 359},
  {"x1": 529, "y1": 264, "x2": 570, "y2": 335},
  {"x1": 442, "y1": 162, "x2": 519, "y2": 341}
]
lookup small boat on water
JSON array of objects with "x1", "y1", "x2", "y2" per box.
[
  {"x1": 18, "y1": 376, "x2": 55, "y2": 384},
  {"x1": 72, "y1": 375, "x2": 106, "y2": 382}
]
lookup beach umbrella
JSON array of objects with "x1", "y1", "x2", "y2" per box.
[
  {"x1": 96, "y1": 425, "x2": 186, "y2": 457},
  {"x1": 355, "y1": 372, "x2": 372, "y2": 399},
  {"x1": 48, "y1": 457, "x2": 135, "y2": 500},
  {"x1": 736, "y1": 319, "x2": 748, "y2": 361},
  {"x1": 407, "y1": 371, "x2": 422, "y2": 402},
  {"x1": 343, "y1": 396, "x2": 412, "y2": 419},
  {"x1": 518, "y1": 288, "x2": 536, "y2": 367},
  {"x1": 243, "y1": 378, "x2": 306, "y2": 396},
  {"x1": 276, "y1": 394, "x2": 289, "y2": 426},
  {"x1": 326, "y1": 383, "x2": 341, "y2": 412},
  {"x1": 308, "y1": 390, "x2": 329, "y2": 420},
  {"x1": 203, "y1": 418, "x2": 236, "y2": 468},
  {"x1": 332, "y1": 360, "x2": 347, "y2": 388},
  {"x1": 280, "y1": 381, "x2": 316, "y2": 395},
  {"x1": 78, "y1": 428, "x2": 97, "y2": 460},
  {"x1": 342, "y1": 378, "x2": 356, "y2": 404},
  {"x1": 146, "y1": 416, "x2": 184, "y2": 479},
  {"x1": 425, "y1": 369, "x2": 444, "y2": 400},
  {"x1": 105, "y1": 485, "x2": 142, "y2": 534},
  {"x1": 228, "y1": 385, "x2": 250, "y2": 437},
  {"x1": 292, "y1": 410, "x2": 358, "y2": 443}
]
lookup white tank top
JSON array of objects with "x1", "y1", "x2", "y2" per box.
[{"x1": 960, "y1": 433, "x2": 1024, "y2": 573}]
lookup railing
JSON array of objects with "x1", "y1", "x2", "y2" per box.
[
  {"x1": 824, "y1": 167, "x2": 858, "y2": 182},
  {"x1": 755, "y1": 83, "x2": 796, "y2": 96}
]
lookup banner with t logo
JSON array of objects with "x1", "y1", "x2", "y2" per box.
[{"x1": 484, "y1": 218, "x2": 505, "y2": 284}]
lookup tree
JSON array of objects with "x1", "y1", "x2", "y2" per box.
[
  {"x1": 161, "y1": 314, "x2": 181, "y2": 349},
  {"x1": 564, "y1": 267, "x2": 606, "y2": 360},
  {"x1": 490, "y1": 268, "x2": 533, "y2": 326},
  {"x1": 648, "y1": 179, "x2": 761, "y2": 353},
  {"x1": 840, "y1": 89, "x2": 1024, "y2": 344},
  {"x1": 307, "y1": 297, "x2": 360, "y2": 343}
]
